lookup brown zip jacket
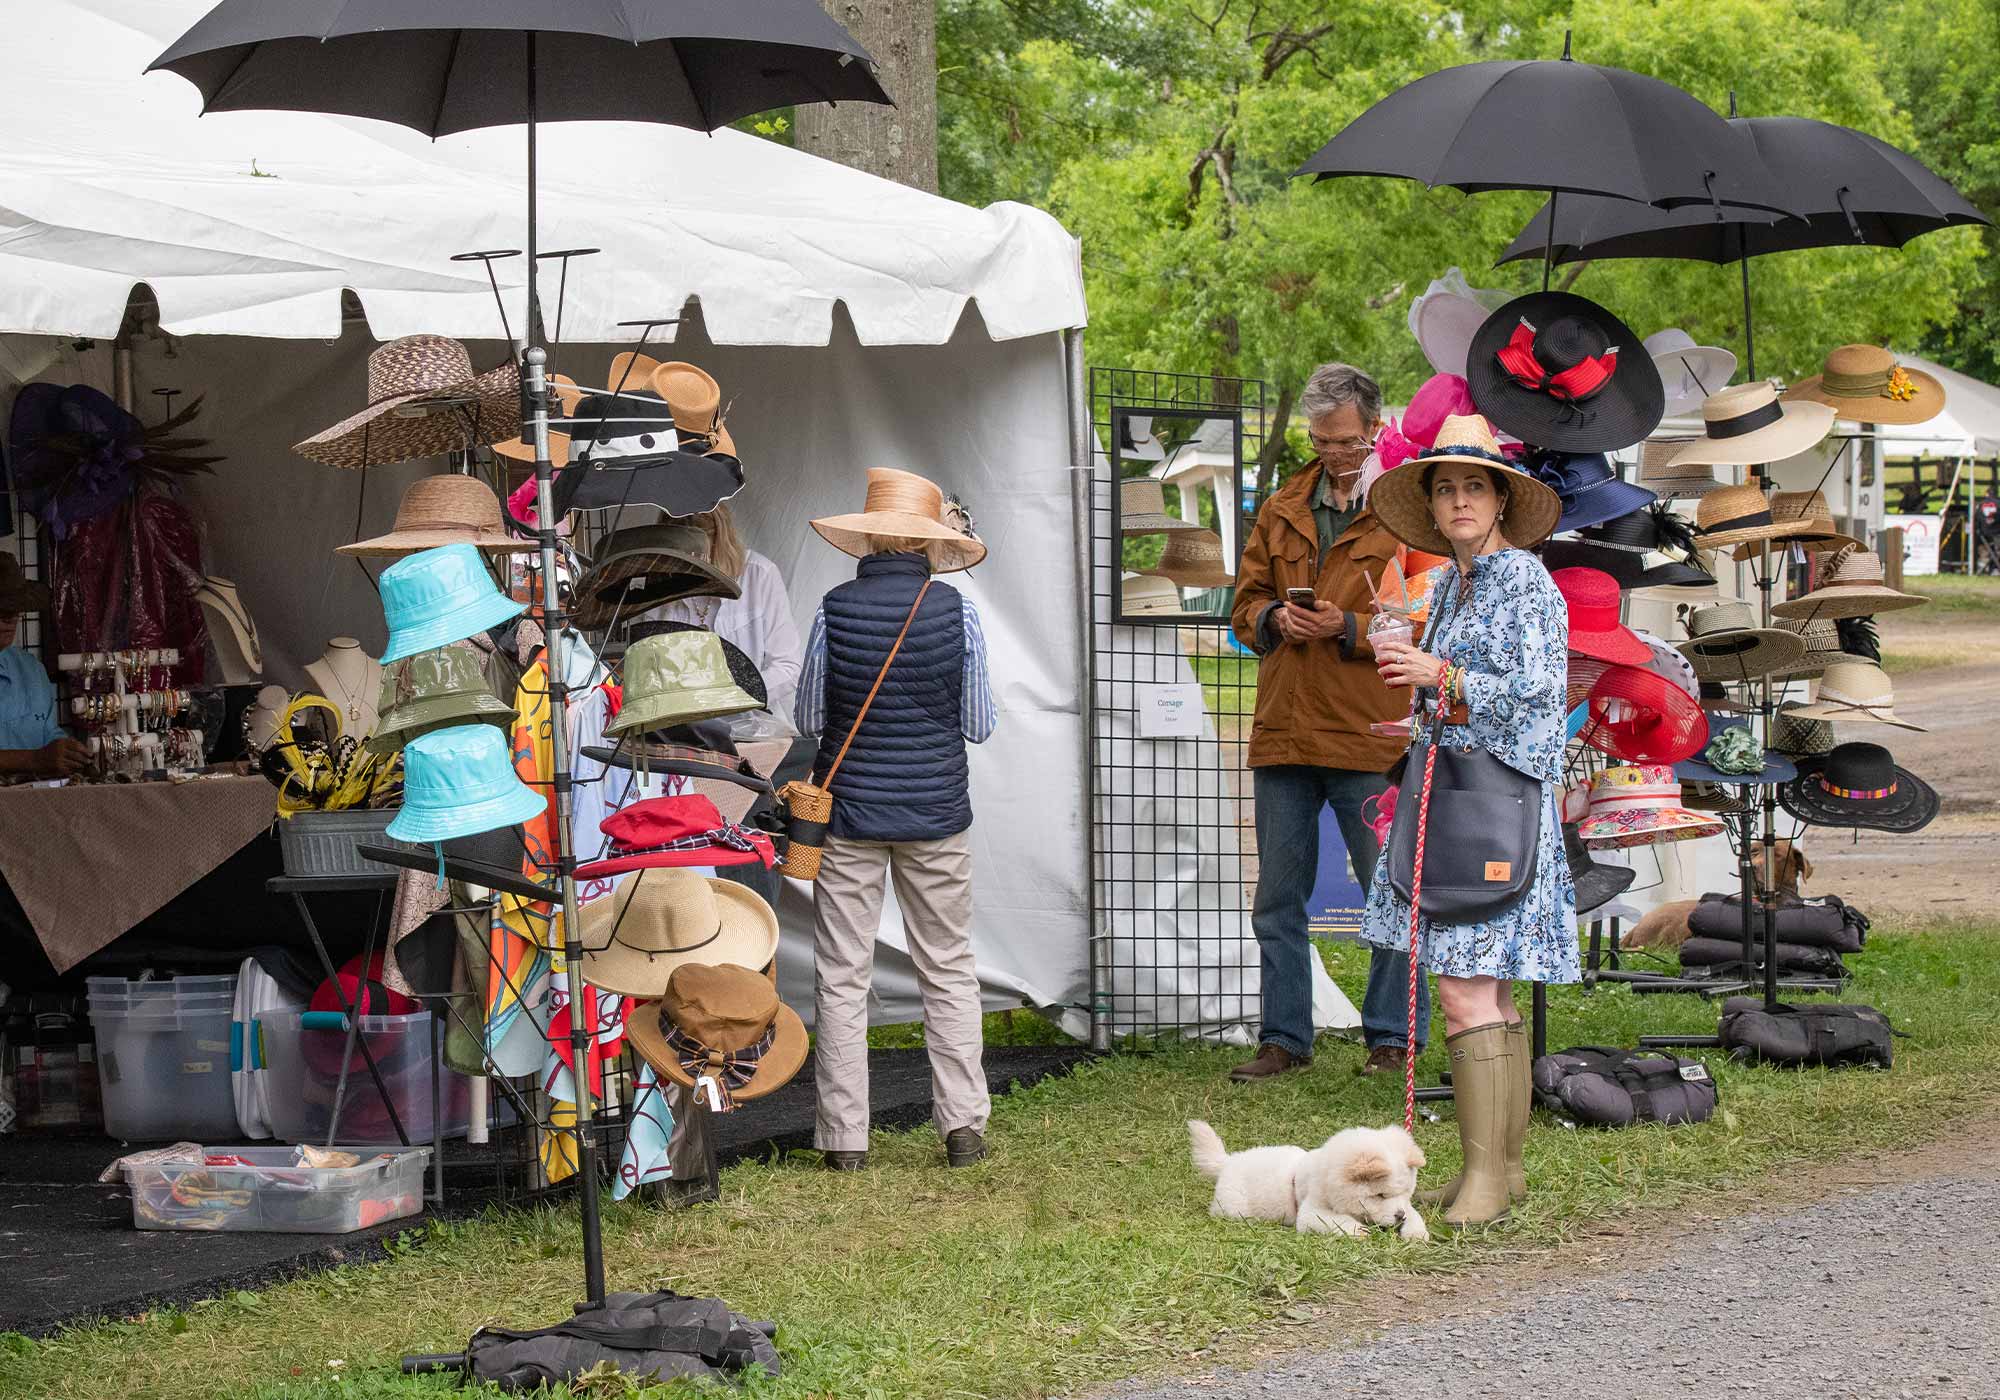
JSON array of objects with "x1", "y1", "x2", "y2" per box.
[{"x1": 1229, "y1": 463, "x2": 1409, "y2": 773}]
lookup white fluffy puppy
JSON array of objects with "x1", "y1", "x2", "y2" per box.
[{"x1": 1189, "y1": 1121, "x2": 1429, "y2": 1240}]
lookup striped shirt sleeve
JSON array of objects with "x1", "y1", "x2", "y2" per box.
[
  {"x1": 961, "y1": 597, "x2": 997, "y2": 743},
  {"x1": 794, "y1": 604, "x2": 828, "y2": 736}
]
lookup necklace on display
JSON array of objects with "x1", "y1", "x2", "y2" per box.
[{"x1": 317, "y1": 643, "x2": 370, "y2": 729}]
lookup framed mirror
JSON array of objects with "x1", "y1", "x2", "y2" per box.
[{"x1": 1109, "y1": 407, "x2": 1245, "y2": 625}]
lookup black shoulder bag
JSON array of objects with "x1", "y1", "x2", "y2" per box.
[{"x1": 1384, "y1": 571, "x2": 1542, "y2": 924}]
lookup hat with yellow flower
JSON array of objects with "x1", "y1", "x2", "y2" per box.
[{"x1": 1783, "y1": 345, "x2": 1944, "y2": 426}]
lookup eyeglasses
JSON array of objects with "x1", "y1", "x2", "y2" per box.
[{"x1": 1309, "y1": 433, "x2": 1375, "y2": 456}]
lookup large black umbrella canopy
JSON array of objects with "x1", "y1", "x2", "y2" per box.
[
  {"x1": 1294, "y1": 52, "x2": 1796, "y2": 215},
  {"x1": 1497, "y1": 115, "x2": 1991, "y2": 377},
  {"x1": 149, "y1": 1, "x2": 889, "y2": 135},
  {"x1": 1500, "y1": 117, "x2": 1991, "y2": 266}
]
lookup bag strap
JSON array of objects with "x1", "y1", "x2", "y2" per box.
[{"x1": 821, "y1": 580, "x2": 934, "y2": 787}]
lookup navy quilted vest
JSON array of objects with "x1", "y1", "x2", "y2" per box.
[{"x1": 814, "y1": 553, "x2": 970, "y2": 843}]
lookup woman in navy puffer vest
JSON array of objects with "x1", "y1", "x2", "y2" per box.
[{"x1": 796, "y1": 470, "x2": 996, "y2": 1172}]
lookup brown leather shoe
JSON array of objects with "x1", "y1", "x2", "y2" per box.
[
  {"x1": 1229, "y1": 1044, "x2": 1310, "y2": 1082},
  {"x1": 1357, "y1": 1044, "x2": 1416, "y2": 1077}
]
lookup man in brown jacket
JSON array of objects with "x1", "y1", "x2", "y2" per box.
[{"x1": 1226, "y1": 362, "x2": 1430, "y2": 1081}]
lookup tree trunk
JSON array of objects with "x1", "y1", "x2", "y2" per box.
[{"x1": 793, "y1": 2, "x2": 939, "y2": 193}]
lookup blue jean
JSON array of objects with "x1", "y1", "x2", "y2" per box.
[{"x1": 1251, "y1": 764, "x2": 1430, "y2": 1057}]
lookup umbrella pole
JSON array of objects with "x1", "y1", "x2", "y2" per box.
[
  {"x1": 521, "y1": 29, "x2": 609, "y2": 1308},
  {"x1": 1542, "y1": 189, "x2": 1559, "y2": 293},
  {"x1": 1738, "y1": 226, "x2": 1756, "y2": 382}
]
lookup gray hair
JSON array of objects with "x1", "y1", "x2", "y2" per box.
[{"x1": 1299, "y1": 362, "x2": 1382, "y2": 425}]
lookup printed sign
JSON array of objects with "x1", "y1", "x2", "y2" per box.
[
  {"x1": 1306, "y1": 806, "x2": 1367, "y2": 936},
  {"x1": 1886, "y1": 513, "x2": 1940, "y2": 576},
  {"x1": 1136, "y1": 683, "x2": 1206, "y2": 738}
]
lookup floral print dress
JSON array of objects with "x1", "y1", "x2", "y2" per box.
[{"x1": 1359, "y1": 548, "x2": 1580, "y2": 983}]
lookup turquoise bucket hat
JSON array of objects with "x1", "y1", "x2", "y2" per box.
[
  {"x1": 377, "y1": 542, "x2": 526, "y2": 664},
  {"x1": 385, "y1": 724, "x2": 546, "y2": 844}
]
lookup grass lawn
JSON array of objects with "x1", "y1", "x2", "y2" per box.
[
  {"x1": 1189, "y1": 654, "x2": 1258, "y2": 717},
  {"x1": 8, "y1": 920, "x2": 1999, "y2": 1400},
  {"x1": 1906, "y1": 572, "x2": 2000, "y2": 613}
]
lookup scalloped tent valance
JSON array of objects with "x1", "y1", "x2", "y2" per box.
[{"x1": 0, "y1": 0, "x2": 1086, "y2": 346}]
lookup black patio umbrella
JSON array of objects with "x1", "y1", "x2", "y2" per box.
[
  {"x1": 1294, "y1": 36, "x2": 1799, "y2": 289},
  {"x1": 1499, "y1": 114, "x2": 1992, "y2": 377},
  {"x1": 150, "y1": 0, "x2": 891, "y2": 1310}
]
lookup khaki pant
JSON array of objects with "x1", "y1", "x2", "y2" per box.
[{"x1": 812, "y1": 830, "x2": 990, "y2": 1152}]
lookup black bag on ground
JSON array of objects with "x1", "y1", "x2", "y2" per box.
[
  {"x1": 1677, "y1": 935, "x2": 1849, "y2": 977},
  {"x1": 1689, "y1": 893, "x2": 1869, "y2": 953},
  {"x1": 1717, "y1": 997, "x2": 1894, "y2": 1070},
  {"x1": 1531, "y1": 1046, "x2": 1718, "y2": 1127},
  {"x1": 406, "y1": 1291, "x2": 780, "y2": 1392}
]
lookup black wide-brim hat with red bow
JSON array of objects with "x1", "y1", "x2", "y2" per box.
[{"x1": 1467, "y1": 291, "x2": 1665, "y2": 454}]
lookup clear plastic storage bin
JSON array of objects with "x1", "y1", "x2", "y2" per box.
[
  {"x1": 89, "y1": 980, "x2": 241, "y2": 1141},
  {"x1": 124, "y1": 1146, "x2": 429, "y2": 1233},
  {"x1": 258, "y1": 1010, "x2": 473, "y2": 1143}
]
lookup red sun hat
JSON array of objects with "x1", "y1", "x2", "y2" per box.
[
  {"x1": 575, "y1": 793, "x2": 778, "y2": 881},
  {"x1": 1551, "y1": 566, "x2": 1651, "y2": 665},
  {"x1": 1578, "y1": 663, "x2": 1711, "y2": 765}
]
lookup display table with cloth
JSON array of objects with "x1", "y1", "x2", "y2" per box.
[{"x1": 0, "y1": 775, "x2": 279, "y2": 976}]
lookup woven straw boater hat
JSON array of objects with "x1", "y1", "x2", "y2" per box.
[
  {"x1": 337, "y1": 474, "x2": 536, "y2": 557},
  {"x1": 1784, "y1": 344, "x2": 1945, "y2": 427},
  {"x1": 812, "y1": 468, "x2": 986, "y2": 573},
  {"x1": 1120, "y1": 478, "x2": 1199, "y2": 535},
  {"x1": 1673, "y1": 600, "x2": 1807, "y2": 682},
  {"x1": 1771, "y1": 546, "x2": 1925, "y2": 621},
  {"x1": 1768, "y1": 615, "x2": 1847, "y2": 680},
  {"x1": 1366, "y1": 413, "x2": 1561, "y2": 553},
  {"x1": 296, "y1": 336, "x2": 519, "y2": 469},
  {"x1": 1786, "y1": 660, "x2": 1927, "y2": 732},
  {"x1": 1637, "y1": 437, "x2": 1722, "y2": 499},
  {"x1": 1666, "y1": 382, "x2": 1834, "y2": 470},
  {"x1": 1140, "y1": 528, "x2": 1233, "y2": 588}
]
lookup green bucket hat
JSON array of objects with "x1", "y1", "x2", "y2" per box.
[
  {"x1": 607, "y1": 631, "x2": 764, "y2": 738},
  {"x1": 366, "y1": 645, "x2": 514, "y2": 754}
]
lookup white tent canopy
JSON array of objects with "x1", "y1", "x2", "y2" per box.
[
  {"x1": 1, "y1": 0, "x2": 1086, "y2": 345},
  {"x1": 0, "y1": 0, "x2": 1096, "y2": 1034}
]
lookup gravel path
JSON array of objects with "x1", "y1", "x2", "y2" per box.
[{"x1": 1097, "y1": 1155, "x2": 2000, "y2": 1400}]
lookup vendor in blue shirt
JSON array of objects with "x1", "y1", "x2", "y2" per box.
[{"x1": 0, "y1": 553, "x2": 88, "y2": 779}]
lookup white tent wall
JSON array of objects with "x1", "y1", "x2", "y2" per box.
[{"x1": 2, "y1": 311, "x2": 1090, "y2": 1031}]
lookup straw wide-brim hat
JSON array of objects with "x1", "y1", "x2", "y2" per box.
[
  {"x1": 1730, "y1": 490, "x2": 1860, "y2": 562},
  {"x1": 625, "y1": 963, "x2": 807, "y2": 1102},
  {"x1": 1770, "y1": 701, "x2": 1835, "y2": 759},
  {"x1": 1768, "y1": 616, "x2": 1846, "y2": 680},
  {"x1": 1637, "y1": 437, "x2": 1722, "y2": 499},
  {"x1": 1119, "y1": 477, "x2": 1200, "y2": 535},
  {"x1": 1366, "y1": 413, "x2": 1561, "y2": 553},
  {"x1": 1674, "y1": 601, "x2": 1808, "y2": 682},
  {"x1": 1770, "y1": 546, "x2": 1925, "y2": 621},
  {"x1": 1666, "y1": 383, "x2": 1835, "y2": 470},
  {"x1": 337, "y1": 474, "x2": 536, "y2": 557},
  {"x1": 812, "y1": 468, "x2": 987, "y2": 573},
  {"x1": 1778, "y1": 742, "x2": 1940, "y2": 834},
  {"x1": 0, "y1": 551, "x2": 52, "y2": 614},
  {"x1": 297, "y1": 336, "x2": 519, "y2": 469},
  {"x1": 1690, "y1": 481, "x2": 1846, "y2": 552},
  {"x1": 1121, "y1": 572, "x2": 1184, "y2": 617},
  {"x1": 1141, "y1": 528, "x2": 1233, "y2": 588},
  {"x1": 1785, "y1": 660, "x2": 1927, "y2": 732},
  {"x1": 1784, "y1": 344, "x2": 1945, "y2": 427},
  {"x1": 577, "y1": 868, "x2": 780, "y2": 998}
]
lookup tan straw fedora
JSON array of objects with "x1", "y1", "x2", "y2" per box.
[
  {"x1": 296, "y1": 336, "x2": 519, "y2": 469},
  {"x1": 1120, "y1": 478, "x2": 1200, "y2": 535},
  {"x1": 1637, "y1": 437, "x2": 1721, "y2": 499},
  {"x1": 1768, "y1": 616, "x2": 1846, "y2": 680},
  {"x1": 812, "y1": 468, "x2": 986, "y2": 573},
  {"x1": 1673, "y1": 601, "x2": 1807, "y2": 682},
  {"x1": 337, "y1": 474, "x2": 536, "y2": 557},
  {"x1": 1666, "y1": 382, "x2": 1834, "y2": 470},
  {"x1": 1787, "y1": 660, "x2": 1927, "y2": 732},
  {"x1": 577, "y1": 868, "x2": 780, "y2": 997},
  {"x1": 1784, "y1": 345, "x2": 1945, "y2": 426},
  {"x1": 1689, "y1": 481, "x2": 1811, "y2": 550},
  {"x1": 625, "y1": 963, "x2": 807, "y2": 1108},
  {"x1": 1771, "y1": 546, "x2": 1924, "y2": 621},
  {"x1": 1121, "y1": 572, "x2": 1184, "y2": 616},
  {"x1": 1140, "y1": 528, "x2": 1233, "y2": 588},
  {"x1": 651, "y1": 362, "x2": 735, "y2": 456},
  {"x1": 1366, "y1": 413, "x2": 1561, "y2": 553},
  {"x1": 1730, "y1": 490, "x2": 1860, "y2": 561}
]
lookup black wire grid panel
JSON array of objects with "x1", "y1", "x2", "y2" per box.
[{"x1": 1087, "y1": 367, "x2": 1275, "y2": 1044}]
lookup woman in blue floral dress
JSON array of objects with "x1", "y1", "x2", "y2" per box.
[{"x1": 1363, "y1": 412, "x2": 1577, "y2": 1228}]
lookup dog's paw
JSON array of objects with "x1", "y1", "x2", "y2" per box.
[{"x1": 1398, "y1": 1210, "x2": 1430, "y2": 1242}]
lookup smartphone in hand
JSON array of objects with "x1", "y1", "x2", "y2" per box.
[{"x1": 1284, "y1": 587, "x2": 1316, "y2": 609}]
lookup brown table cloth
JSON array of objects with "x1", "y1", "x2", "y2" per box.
[{"x1": 0, "y1": 775, "x2": 279, "y2": 973}]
